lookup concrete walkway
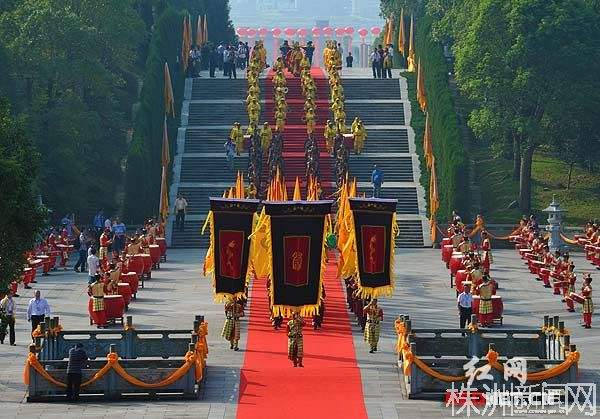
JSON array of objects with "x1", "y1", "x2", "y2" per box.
[{"x1": 0, "y1": 248, "x2": 598, "y2": 418}]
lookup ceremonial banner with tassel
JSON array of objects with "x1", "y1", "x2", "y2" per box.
[
  {"x1": 407, "y1": 15, "x2": 415, "y2": 72},
  {"x1": 384, "y1": 17, "x2": 394, "y2": 46},
  {"x1": 416, "y1": 58, "x2": 427, "y2": 111},
  {"x1": 164, "y1": 63, "x2": 175, "y2": 117},
  {"x1": 398, "y1": 8, "x2": 405, "y2": 55},
  {"x1": 347, "y1": 198, "x2": 398, "y2": 298},
  {"x1": 181, "y1": 15, "x2": 191, "y2": 72},
  {"x1": 202, "y1": 14, "x2": 208, "y2": 45},
  {"x1": 253, "y1": 201, "x2": 333, "y2": 317},
  {"x1": 202, "y1": 198, "x2": 260, "y2": 301},
  {"x1": 196, "y1": 15, "x2": 204, "y2": 46},
  {"x1": 429, "y1": 155, "x2": 440, "y2": 243},
  {"x1": 159, "y1": 117, "x2": 170, "y2": 221},
  {"x1": 423, "y1": 112, "x2": 433, "y2": 169}
]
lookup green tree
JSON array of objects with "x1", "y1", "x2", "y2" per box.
[
  {"x1": 451, "y1": 0, "x2": 600, "y2": 213},
  {"x1": 0, "y1": 98, "x2": 46, "y2": 292}
]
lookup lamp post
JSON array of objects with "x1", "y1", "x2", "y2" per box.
[{"x1": 542, "y1": 195, "x2": 567, "y2": 253}]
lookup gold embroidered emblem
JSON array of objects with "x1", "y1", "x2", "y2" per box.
[{"x1": 291, "y1": 250, "x2": 303, "y2": 271}]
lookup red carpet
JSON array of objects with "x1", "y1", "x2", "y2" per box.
[
  {"x1": 263, "y1": 68, "x2": 334, "y2": 194},
  {"x1": 237, "y1": 252, "x2": 368, "y2": 419}
]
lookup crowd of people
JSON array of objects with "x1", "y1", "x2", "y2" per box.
[
  {"x1": 370, "y1": 43, "x2": 395, "y2": 79},
  {"x1": 510, "y1": 216, "x2": 594, "y2": 328}
]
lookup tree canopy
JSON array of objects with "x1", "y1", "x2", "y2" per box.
[{"x1": 0, "y1": 98, "x2": 46, "y2": 292}]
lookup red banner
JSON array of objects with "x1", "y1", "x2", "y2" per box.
[
  {"x1": 360, "y1": 225, "x2": 386, "y2": 274},
  {"x1": 283, "y1": 235, "x2": 311, "y2": 287},
  {"x1": 218, "y1": 230, "x2": 245, "y2": 279}
]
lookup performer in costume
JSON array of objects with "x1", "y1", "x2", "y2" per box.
[
  {"x1": 480, "y1": 230, "x2": 493, "y2": 273},
  {"x1": 363, "y1": 299, "x2": 383, "y2": 353},
  {"x1": 352, "y1": 120, "x2": 367, "y2": 154},
  {"x1": 582, "y1": 274, "x2": 593, "y2": 328},
  {"x1": 287, "y1": 42, "x2": 304, "y2": 76},
  {"x1": 564, "y1": 263, "x2": 576, "y2": 312},
  {"x1": 88, "y1": 274, "x2": 107, "y2": 328},
  {"x1": 477, "y1": 275, "x2": 494, "y2": 327},
  {"x1": 99, "y1": 228, "x2": 112, "y2": 261},
  {"x1": 287, "y1": 312, "x2": 304, "y2": 367},
  {"x1": 230, "y1": 122, "x2": 244, "y2": 156},
  {"x1": 222, "y1": 297, "x2": 245, "y2": 350},
  {"x1": 260, "y1": 122, "x2": 272, "y2": 152},
  {"x1": 324, "y1": 120, "x2": 336, "y2": 155}
]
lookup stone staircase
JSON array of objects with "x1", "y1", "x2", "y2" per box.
[{"x1": 167, "y1": 69, "x2": 429, "y2": 248}]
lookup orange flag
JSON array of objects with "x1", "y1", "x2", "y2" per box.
[
  {"x1": 239, "y1": 172, "x2": 246, "y2": 199},
  {"x1": 159, "y1": 166, "x2": 169, "y2": 222},
  {"x1": 196, "y1": 15, "x2": 204, "y2": 46},
  {"x1": 282, "y1": 176, "x2": 288, "y2": 201},
  {"x1": 384, "y1": 17, "x2": 394, "y2": 46},
  {"x1": 423, "y1": 112, "x2": 433, "y2": 169},
  {"x1": 407, "y1": 15, "x2": 415, "y2": 72},
  {"x1": 161, "y1": 117, "x2": 170, "y2": 167},
  {"x1": 181, "y1": 15, "x2": 191, "y2": 71},
  {"x1": 203, "y1": 14, "x2": 208, "y2": 44},
  {"x1": 417, "y1": 58, "x2": 427, "y2": 111},
  {"x1": 398, "y1": 8, "x2": 405, "y2": 55},
  {"x1": 429, "y1": 155, "x2": 439, "y2": 217},
  {"x1": 293, "y1": 177, "x2": 302, "y2": 200},
  {"x1": 164, "y1": 63, "x2": 175, "y2": 117}
]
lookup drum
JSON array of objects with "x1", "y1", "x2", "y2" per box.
[
  {"x1": 140, "y1": 254, "x2": 152, "y2": 275},
  {"x1": 529, "y1": 260, "x2": 544, "y2": 275},
  {"x1": 442, "y1": 245, "x2": 454, "y2": 263},
  {"x1": 442, "y1": 237, "x2": 452, "y2": 246},
  {"x1": 28, "y1": 258, "x2": 43, "y2": 269},
  {"x1": 455, "y1": 270, "x2": 468, "y2": 292},
  {"x1": 449, "y1": 253, "x2": 464, "y2": 275},
  {"x1": 120, "y1": 272, "x2": 139, "y2": 296},
  {"x1": 155, "y1": 237, "x2": 167, "y2": 258},
  {"x1": 569, "y1": 292, "x2": 585, "y2": 304},
  {"x1": 38, "y1": 254, "x2": 52, "y2": 273},
  {"x1": 585, "y1": 244, "x2": 594, "y2": 260},
  {"x1": 128, "y1": 254, "x2": 144, "y2": 276},
  {"x1": 539, "y1": 268, "x2": 551, "y2": 285},
  {"x1": 104, "y1": 295, "x2": 125, "y2": 322},
  {"x1": 149, "y1": 244, "x2": 161, "y2": 266},
  {"x1": 473, "y1": 295, "x2": 503, "y2": 320},
  {"x1": 23, "y1": 267, "x2": 35, "y2": 286},
  {"x1": 117, "y1": 283, "x2": 132, "y2": 307}
]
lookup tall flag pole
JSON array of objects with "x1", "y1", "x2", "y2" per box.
[
  {"x1": 416, "y1": 58, "x2": 427, "y2": 111},
  {"x1": 196, "y1": 15, "x2": 204, "y2": 46},
  {"x1": 203, "y1": 14, "x2": 208, "y2": 45},
  {"x1": 398, "y1": 8, "x2": 405, "y2": 56},
  {"x1": 407, "y1": 15, "x2": 415, "y2": 72},
  {"x1": 164, "y1": 62, "x2": 175, "y2": 117}
]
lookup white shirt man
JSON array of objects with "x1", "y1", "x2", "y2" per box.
[
  {"x1": 175, "y1": 196, "x2": 189, "y2": 232},
  {"x1": 27, "y1": 291, "x2": 52, "y2": 334},
  {"x1": 87, "y1": 249, "x2": 100, "y2": 283},
  {"x1": 457, "y1": 285, "x2": 473, "y2": 329}
]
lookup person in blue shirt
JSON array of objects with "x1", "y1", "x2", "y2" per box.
[
  {"x1": 93, "y1": 210, "x2": 105, "y2": 238},
  {"x1": 111, "y1": 218, "x2": 126, "y2": 253},
  {"x1": 371, "y1": 164, "x2": 384, "y2": 198}
]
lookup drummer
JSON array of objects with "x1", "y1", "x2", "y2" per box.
[
  {"x1": 477, "y1": 275, "x2": 494, "y2": 327},
  {"x1": 581, "y1": 274, "x2": 593, "y2": 328},
  {"x1": 88, "y1": 274, "x2": 107, "y2": 328},
  {"x1": 99, "y1": 228, "x2": 112, "y2": 261}
]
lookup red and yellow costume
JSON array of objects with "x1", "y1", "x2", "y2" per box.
[
  {"x1": 582, "y1": 281, "x2": 593, "y2": 328},
  {"x1": 88, "y1": 280, "x2": 107, "y2": 327}
]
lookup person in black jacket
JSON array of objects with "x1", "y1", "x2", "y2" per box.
[{"x1": 66, "y1": 343, "x2": 88, "y2": 401}]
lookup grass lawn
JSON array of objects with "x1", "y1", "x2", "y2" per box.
[{"x1": 474, "y1": 150, "x2": 600, "y2": 226}]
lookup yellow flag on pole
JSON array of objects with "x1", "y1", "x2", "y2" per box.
[
  {"x1": 407, "y1": 15, "x2": 415, "y2": 72},
  {"x1": 203, "y1": 14, "x2": 208, "y2": 45},
  {"x1": 161, "y1": 117, "x2": 170, "y2": 167},
  {"x1": 293, "y1": 177, "x2": 301, "y2": 200},
  {"x1": 417, "y1": 58, "x2": 427, "y2": 111},
  {"x1": 164, "y1": 63, "x2": 175, "y2": 117},
  {"x1": 196, "y1": 15, "x2": 204, "y2": 46},
  {"x1": 423, "y1": 112, "x2": 433, "y2": 169},
  {"x1": 398, "y1": 8, "x2": 405, "y2": 55},
  {"x1": 159, "y1": 166, "x2": 169, "y2": 222},
  {"x1": 384, "y1": 17, "x2": 394, "y2": 46},
  {"x1": 429, "y1": 155, "x2": 439, "y2": 216}
]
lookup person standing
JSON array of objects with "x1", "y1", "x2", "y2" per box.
[
  {"x1": 27, "y1": 290, "x2": 51, "y2": 336},
  {"x1": 287, "y1": 312, "x2": 304, "y2": 367},
  {"x1": 582, "y1": 274, "x2": 593, "y2": 328},
  {"x1": 0, "y1": 291, "x2": 16, "y2": 345},
  {"x1": 371, "y1": 164, "x2": 384, "y2": 198},
  {"x1": 93, "y1": 210, "x2": 105, "y2": 238},
  {"x1": 457, "y1": 284, "x2": 473, "y2": 329},
  {"x1": 209, "y1": 46, "x2": 217, "y2": 78},
  {"x1": 88, "y1": 275, "x2": 107, "y2": 328},
  {"x1": 87, "y1": 248, "x2": 100, "y2": 284},
  {"x1": 174, "y1": 194, "x2": 189, "y2": 232},
  {"x1": 73, "y1": 231, "x2": 88, "y2": 273},
  {"x1": 104, "y1": 216, "x2": 112, "y2": 231},
  {"x1": 111, "y1": 218, "x2": 126, "y2": 254},
  {"x1": 363, "y1": 299, "x2": 383, "y2": 353},
  {"x1": 346, "y1": 52, "x2": 354, "y2": 68},
  {"x1": 216, "y1": 42, "x2": 225, "y2": 70},
  {"x1": 370, "y1": 48, "x2": 381, "y2": 78},
  {"x1": 224, "y1": 137, "x2": 236, "y2": 172},
  {"x1": 302, "y1": 41, "x2": 315, "y2": 66},
  {"x1": 222, "y1": 297, "x2": 244, "y2": 351},
  {"x1": 66, "y1": 343, "x2": 88, "y2": 402},
  {"x1": 477, "y1": 275, "x2": 494, "y2": 327}
]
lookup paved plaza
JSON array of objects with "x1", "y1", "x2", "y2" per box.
[{"x1": 0, "y1": 248, "x2": 598, "y2": 418}]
